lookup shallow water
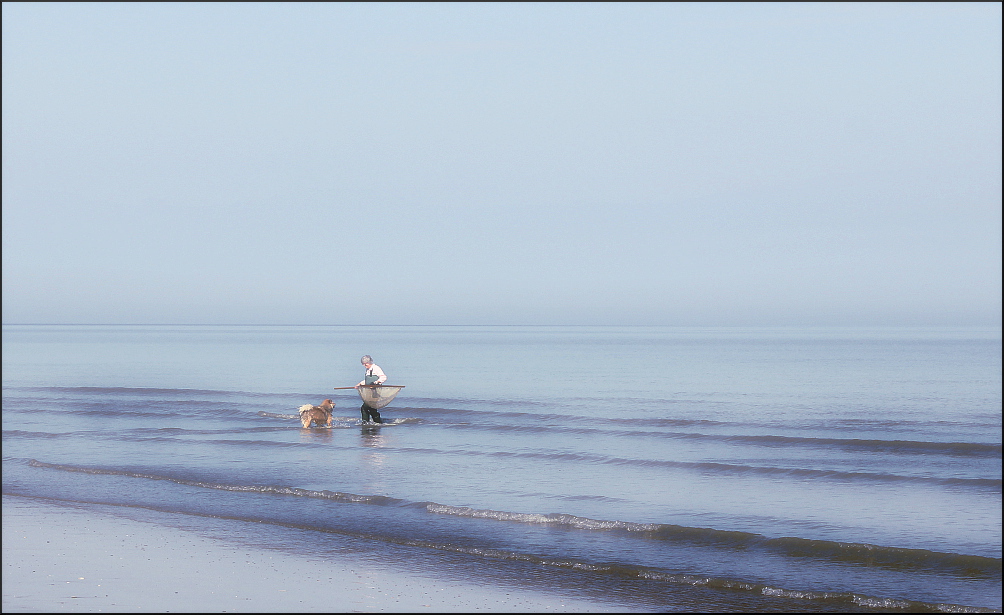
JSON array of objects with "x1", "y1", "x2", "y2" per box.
[{"x1": 2, "y1": 324, "x2": 1000, "y2": 612}]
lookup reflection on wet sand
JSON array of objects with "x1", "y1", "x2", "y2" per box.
[
  {"x1": 298, "y1": 426, "x2": 333, "y2": 443},
  {"x1": 360, "y1": 426, "x2": 386, "y2": 449}
]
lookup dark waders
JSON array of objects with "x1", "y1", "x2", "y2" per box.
[
  {"x1": 361, "y1": 373, "x2": 383, "y2": 423},
  {"x1": 360, "y1": 403, "x2": 382, "y2": 424}
]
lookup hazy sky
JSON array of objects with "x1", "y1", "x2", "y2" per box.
[{"x1": 3, "y1": 2, "x2": 1001, "y2": 326}]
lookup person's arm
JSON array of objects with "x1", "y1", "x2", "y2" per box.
[{"x1": 372, "y1": 365, "x2": 387, "y2": 384}]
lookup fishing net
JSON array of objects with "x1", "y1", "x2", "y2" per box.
[{"x1": 357, "y1": 385, "x2": 405, "y2": 409}]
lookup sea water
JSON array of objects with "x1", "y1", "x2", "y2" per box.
[{"x1": 2, "y1": 324, "x2": 1000, "y2": 612}]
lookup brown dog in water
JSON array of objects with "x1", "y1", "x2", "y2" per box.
[{"x1": 298, "y1": 399, "x2": 335, "y2": 428}]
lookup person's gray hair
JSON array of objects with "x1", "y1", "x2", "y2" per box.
[{"x1": 360, "y1": 355, "x2": 373, "y2": 364}]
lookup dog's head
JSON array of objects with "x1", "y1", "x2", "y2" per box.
[{"x1": 320, "y1": 399, "x2": 335, "y2": 410}]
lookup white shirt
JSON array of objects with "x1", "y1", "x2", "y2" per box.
[{"x1": 357, "y1": 363, "x2": 387, "y2": 386}]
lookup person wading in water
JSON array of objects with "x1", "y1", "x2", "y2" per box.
[{"x1": 356, "y1": 355, "x2": 386, "y2": 423}]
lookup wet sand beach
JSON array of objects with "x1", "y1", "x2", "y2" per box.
[{"x1": 2, "y1": 495, "x2": 619, "y2": 613}]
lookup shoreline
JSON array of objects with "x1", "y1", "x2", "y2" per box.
[{"x1": 2, "y1": 494, "x2": 620, "y2": 613}]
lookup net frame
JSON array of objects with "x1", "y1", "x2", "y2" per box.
[{"x1": 357, "y1": 385, "x2": 405, "y2": 409}]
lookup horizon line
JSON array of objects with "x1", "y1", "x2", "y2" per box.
[{"x1": 3, "y1": 322, "x2": 1001, "y2": 328}]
